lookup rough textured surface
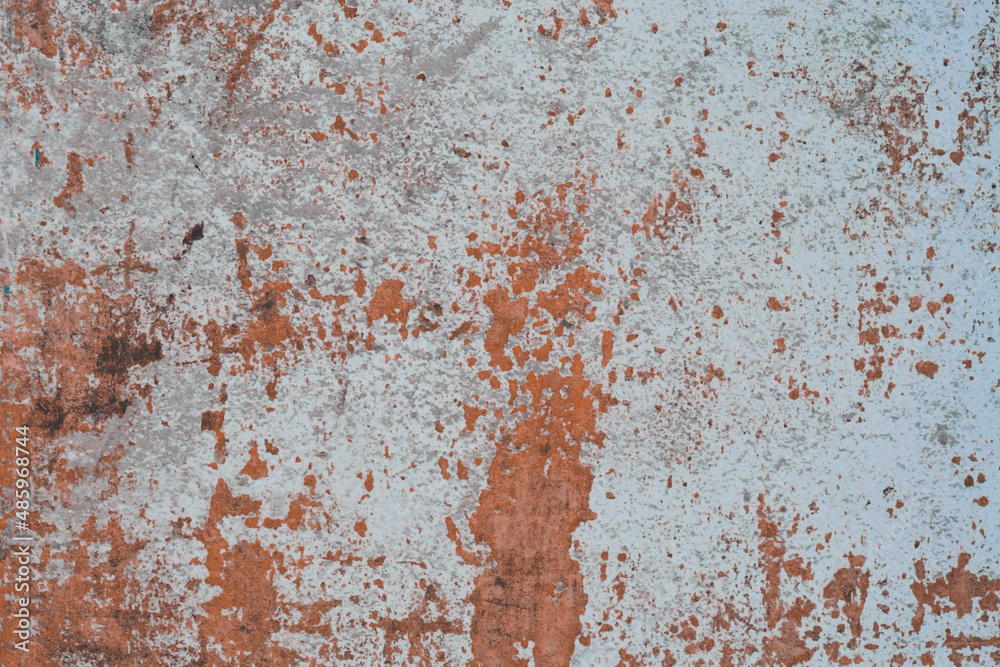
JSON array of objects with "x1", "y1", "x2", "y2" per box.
[{"x1": 0, "y1": 0, "x2": 998, "y2": 665}]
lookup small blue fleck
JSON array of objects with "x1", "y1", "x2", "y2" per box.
[
  {"x1": 3, "y1": 286, "x2": 9, "y2": 294},
  {"x1": 34, "y1": 150, "x2": 39, "y2": 166}
]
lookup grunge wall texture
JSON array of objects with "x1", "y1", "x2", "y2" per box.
[{"x1": 0, "y1": 0, "x2": 998, "y2": 665}]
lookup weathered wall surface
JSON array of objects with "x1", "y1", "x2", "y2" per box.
[{"x1": 0, "y1": 0, "x2": 998, "y2": 665}]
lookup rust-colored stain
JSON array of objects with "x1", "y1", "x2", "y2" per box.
[
  {"x1": 0, "y1": 1, "x2": 997, "y2": 665},
  {"x1": 366, "y1": 279, "x2": 414, "y2": 340},
  {"x1": 469, "y1": 364, "x2": 606, "y2": 665},
  {"x1": 9, "y1": 0, "x2": 61, "y2": 58},
  {"x1": 52, "y1": 152, "x2": 84, "y2": 210}
]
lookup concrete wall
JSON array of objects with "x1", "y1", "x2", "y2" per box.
[{"x1": 0, "y1": 0, "x2": 998, "y2": 664}]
